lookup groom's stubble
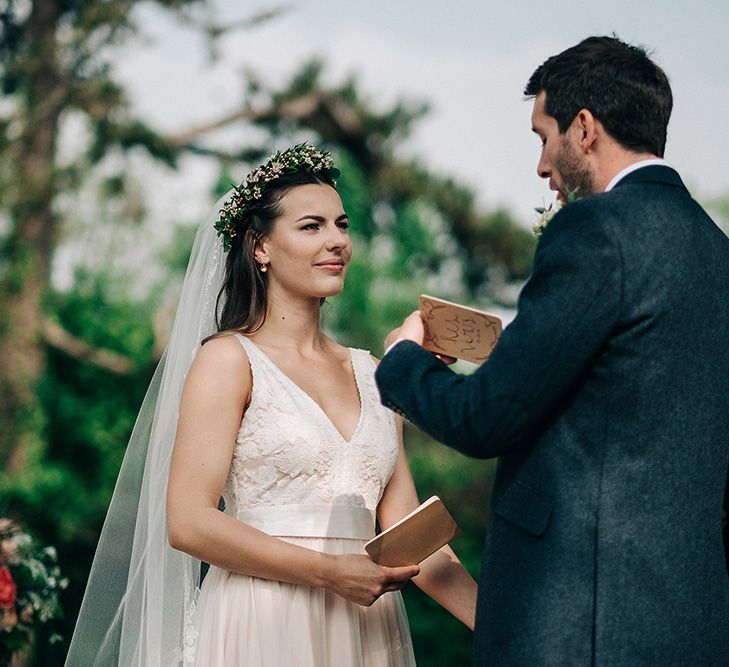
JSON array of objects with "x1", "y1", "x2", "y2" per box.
[{"x1": 555, "y1": 135, "x2": 596, "y2": 200}]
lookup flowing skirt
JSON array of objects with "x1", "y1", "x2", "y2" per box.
[{"x1": 189, "y1": 536, "x2": 416, "y2": 666}]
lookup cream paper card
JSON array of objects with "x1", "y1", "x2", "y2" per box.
[{"x1": 419, "y1": 294, "x2": 502, "y2": 364}]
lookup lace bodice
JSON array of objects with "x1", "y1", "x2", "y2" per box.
[{"x1": 222, "y1": 335, "x2": 399, "y2": 517}]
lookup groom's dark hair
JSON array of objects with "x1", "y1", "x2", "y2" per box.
[{"x1": 524, "y1": 35, "x2": 672, "y2": 157}]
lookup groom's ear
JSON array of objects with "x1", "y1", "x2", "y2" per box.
[{"x1": 573, "y1": 108, "x2": 599, "y2": 154}]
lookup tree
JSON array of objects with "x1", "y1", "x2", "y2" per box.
[{"x1": 0, "y1": 0, "x2": 187, "y2": 497}]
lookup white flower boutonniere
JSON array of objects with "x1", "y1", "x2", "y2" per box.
[
  {"x1": 532, "y1": 201, "x2": 560, "y2": 239},
  {"x1": 532, "y1": 190, "x2": 577, "y2": 239}
]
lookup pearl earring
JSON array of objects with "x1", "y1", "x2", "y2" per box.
[{"x1": 259, "y1": 263, "x2": 268, "y2": 273}]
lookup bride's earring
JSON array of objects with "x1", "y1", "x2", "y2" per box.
[{"x1": 259, "y1": 262, "x2": 268, "y2": 273}]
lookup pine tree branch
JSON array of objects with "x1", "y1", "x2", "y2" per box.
[
  {"x1": 42, "y1": 319, "x2": 135, "y2": 375},
  {"x1": 164, "y1": 93, "x2": 322, "y2": 146}
]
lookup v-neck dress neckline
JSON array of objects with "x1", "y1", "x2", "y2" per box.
[{"x1": 240, "y1": 336, "x2": 365, "y2": 445}]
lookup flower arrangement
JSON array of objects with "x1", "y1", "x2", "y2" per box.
[
  {"x1": 214, "y1": 143, "x2": 340, "y2": 252},
  {"x1": 0, "y1": 518, "x2": 67, "y2": 666}
]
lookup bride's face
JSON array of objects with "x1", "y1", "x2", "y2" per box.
[{"x1": 256, "y1": 183, "x2": 352, "y2": 300}]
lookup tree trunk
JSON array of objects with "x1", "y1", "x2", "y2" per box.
[{"x1": 0, "y1": 0, "x2": 63, "y2": 475}]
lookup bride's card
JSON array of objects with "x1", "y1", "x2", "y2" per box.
[
  {"x1": 419, "y1": 294, "x2": 502, "y2": 365},
  {"x1": 365, "y1": 496, "x2": 461, "y2": 567}
]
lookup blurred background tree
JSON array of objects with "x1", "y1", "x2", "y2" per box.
[
  {"x1": 0, "y1": 1, "x2": 536, "y2": 664},
  {"x1": 708, "y1": 197, "x2": 729, "y2": 236}
]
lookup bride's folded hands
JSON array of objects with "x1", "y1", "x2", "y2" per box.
[{"x1": 319, "y1": 554, "x2": 420, "y2": 607}]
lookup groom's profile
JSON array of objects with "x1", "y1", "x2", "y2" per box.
[{"x1": 376, "y1": 36, "x2": 729, "y2": 665}]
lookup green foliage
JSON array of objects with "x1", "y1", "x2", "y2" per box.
[
  {"x1": 158, "y1": 222, "x2": 198, "y2": 274},
  {"x1": 16, "y1": 272, "x2": 155, "y2": 664},
  {"x1": 400, "y1": 432, "x2": 495, "y2": 665},
  {"x1": 707, "y1": 196, "x2": 729, "y2": 236},
  {"x1": 89, "y1": 118, "x2": 179, "y2": 167}
]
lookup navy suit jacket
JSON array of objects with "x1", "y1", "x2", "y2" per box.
[{"x1": 375, "y1": 167, "x2": 729, "y2": 666}]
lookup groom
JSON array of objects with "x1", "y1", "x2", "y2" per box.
[{"x1": 376, "y1": 36, "x2": 729, "y2": 665}]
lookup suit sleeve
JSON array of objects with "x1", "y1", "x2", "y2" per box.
[
  {"x1": 721, "y1": 470, "x2": 729, "y2": 573},
  {"x1": 375, "y1": 202, "x2": 622, "y2": 458}
]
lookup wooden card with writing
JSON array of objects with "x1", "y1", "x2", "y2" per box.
[
  {"x1": 365, "y1": 496, "x2": 461, "y2": 567},
  {"x1": 419, "y1": 294, "x2": 502, "y2": 364}
]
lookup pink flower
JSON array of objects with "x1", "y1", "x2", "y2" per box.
[{"x1": 0, "y1": 567, "x2": 16, "y2": 609}]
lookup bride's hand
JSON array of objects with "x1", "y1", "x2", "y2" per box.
[{"x1": 321, "y1": 553, "x2": 420, "y2": 607}]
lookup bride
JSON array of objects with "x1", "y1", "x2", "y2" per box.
[{"x1": 66, "y1": 144, "x2": 476, "y2": 666}]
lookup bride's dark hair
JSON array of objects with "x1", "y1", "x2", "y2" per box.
[{"x1": 214, "y1": 169, "x2": 337, "y2": 334}]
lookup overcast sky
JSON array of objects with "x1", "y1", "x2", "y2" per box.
[{"x1": 115, "y1": 0, "x2": 729, "y2": 226}]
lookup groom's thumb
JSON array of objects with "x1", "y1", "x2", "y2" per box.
[{"x1": 401, "y1": 311, "x2": 425, "y2": 345}]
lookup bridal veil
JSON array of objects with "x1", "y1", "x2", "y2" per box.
[{"x1": 65, "y1": 195, "x2": 229, "y2": 666}]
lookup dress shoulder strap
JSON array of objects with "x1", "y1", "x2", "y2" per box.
[
  {"x1": 229, "y1": 333, "x2": 307, "y2": 404},
  {"x1": 231, "y1": 331, "x2": 252, "y2": 353},
  {"x1": 350, "y1": 347, "x2": 379, "y2": 375},
  {"x1": 229, "y1": 332, "x2": 271, "y2": 390},
  {"x1": 349, "y1": 347, "x2": 377, "y2": 406}
]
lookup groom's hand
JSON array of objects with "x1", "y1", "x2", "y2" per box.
[
  {"x1": 384, "y1": 311, "x2": 425, "y2": 350},
  {"x1": 384, "y1": 311, "x2": 456, "y2": 364}
]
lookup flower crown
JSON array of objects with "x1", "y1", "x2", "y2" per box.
[{"x1": 214, "y1": 143, "x2": 340, "y2": 252}]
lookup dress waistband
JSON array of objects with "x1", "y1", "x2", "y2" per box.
[{"x1": 236, "y1": 504, "x2": 376, "y2": 539}]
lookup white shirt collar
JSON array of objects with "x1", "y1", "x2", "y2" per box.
[{"x1": 604, "y1": 158, "x2": 669, "y2": 192}]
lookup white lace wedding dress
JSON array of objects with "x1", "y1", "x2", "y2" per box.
[{"x1": 185, "y1": 334, "x2": 416, "y2": 666}]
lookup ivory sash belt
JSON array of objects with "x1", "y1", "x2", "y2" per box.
[{"x1": 236, "y1": 504, "x2": 376, "y2": 539}]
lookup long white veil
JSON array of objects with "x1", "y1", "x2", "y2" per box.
[{"x1": 65, "y1": 195, "x2": 229, "y2": 666}]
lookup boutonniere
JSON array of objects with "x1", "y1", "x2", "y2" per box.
[{"x1": 532, "y1": 190, "x2": 578, "y2": 239}]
